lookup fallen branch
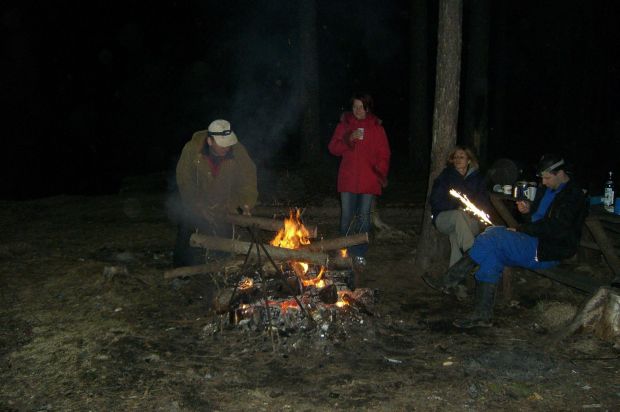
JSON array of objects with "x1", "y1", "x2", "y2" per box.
[{"x1": 164, "y1": 259, "x2": 252, "y2": 279}]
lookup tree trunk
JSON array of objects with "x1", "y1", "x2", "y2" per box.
[
  {"x1": 299, "y1": 0, "x2": 321, "y2": 164},
  {"x1": 461, "y1": 0, "x2": 489, "y2": 167},
  {"x1": 409, "y1": 0, "x2": 430, "y2": 174},
  {"x1": 413, "y1": 0, "x2": 463, "y2": 276}
]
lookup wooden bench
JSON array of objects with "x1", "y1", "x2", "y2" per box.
[{"x1": 489, "y1": 192, "x2": 620, "y2": 299}]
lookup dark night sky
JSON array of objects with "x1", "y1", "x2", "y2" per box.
[{"x1": 1, "y1": 1, "x2": 619, "y2": 200}]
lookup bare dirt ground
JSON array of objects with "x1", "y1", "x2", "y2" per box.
[{"x1": 1, "y1": 175, "x2": 619, "y2": 411}]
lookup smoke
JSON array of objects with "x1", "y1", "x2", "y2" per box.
[{"x1": 220, "y1": 2, "x2": 305, "y2": 165}]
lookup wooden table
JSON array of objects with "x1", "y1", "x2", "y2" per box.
[{"x1": 488, "y1": 192, "x2": 620, "y2": 294}]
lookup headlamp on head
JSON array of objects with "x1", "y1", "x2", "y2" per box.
[
  {"x1": 536, "y1": 154, "x2": 565, "y2": 177},
  {"x1": 207, "y1": 129, "x2": 232, "y2": 137},
  {"x1": 206, "y1": 119, "x2": 238, "y2": 147}
]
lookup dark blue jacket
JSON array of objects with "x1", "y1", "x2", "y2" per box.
[
  {"x1": 517, "y1": 179, "x2": 587, "y2": 261},
  {"x1": 430, "y1": 166, "x2": 490, "y2": 223}
]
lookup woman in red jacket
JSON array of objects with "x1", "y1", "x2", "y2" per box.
[{"x1": 328, "y1": 93, "x2": 391, "y2": 270}]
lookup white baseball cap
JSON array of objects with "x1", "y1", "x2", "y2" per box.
[{"x1": 207, "y1": 119, "x2": 238, "y2": 147}]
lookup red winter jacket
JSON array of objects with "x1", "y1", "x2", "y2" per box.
[{"x1": 328, "y1": 112, "x2": 391, "y2": 195}]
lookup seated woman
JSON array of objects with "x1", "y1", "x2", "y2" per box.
[{"x1": 430, "y1": 145, "x2": 490, "y2": 266}]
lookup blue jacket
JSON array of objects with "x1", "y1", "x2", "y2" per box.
[{"x1": 430, "y1": 165, "x2": 490, "y2": 223}]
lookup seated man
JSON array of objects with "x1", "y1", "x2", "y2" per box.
[{"x1": 425, "y1": 154, "x2": 587, "y2": 328}]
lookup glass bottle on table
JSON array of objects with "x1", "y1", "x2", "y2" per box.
[{"x1": 603, "y1": 171, "x2": 615, "y2": 212}]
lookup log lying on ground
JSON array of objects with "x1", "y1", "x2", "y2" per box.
[
  {"x1": 190, "y1": 234, "x2": 330, "y2": 265},
  {"x1": 164, "y1": 259, "x2": 263, "y2": 279},
  {"x1": 165, "y1": 255, "x2": 353, "y2": 280},
  {"x1": 553, "y1": 286, "x2": 620, "y2": 344},
  {"x1": 224, "y1": 214, "x2": 318, "y2": 238}
]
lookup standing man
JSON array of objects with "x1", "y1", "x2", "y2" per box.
[
  {"x1": 425, "y1": 154, "x2": 587, "y2": 328},
  {"x1": 174, "y1": 119, "x2": 258, "y2": 267}
]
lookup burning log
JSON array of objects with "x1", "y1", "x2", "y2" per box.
[
  {"x1": 190, "y1": 234, "x2": 330, "y2": 266},
  {"x1": 224, "y1": 214, "x2": 318, "y2": 238},
  {"x1": 318, "y1": 283, "x2": 338, "y2": 304},
  {"x1": 303, "y1": 233, "x2": 368, "y2": 252}
]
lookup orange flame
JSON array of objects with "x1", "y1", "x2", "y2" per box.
[
  {"x1": 270, "y1": 208, "x2": 326, "y2": 286},
  {"x1": 339, "y1": 248, "x2": 348, "y2": 258},
  {"x1": 271, "y1": 209, "x2": 311, "y2": 249},
  {"x1": 302, "y1": 266, "x2": 326, "y2": 287},
  {"x1": 238, "y1": 277, "x2": 253, "y2": 290}
]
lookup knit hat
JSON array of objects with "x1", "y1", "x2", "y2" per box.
[{"x1": 207, "y1": 119, "x2": 238, "y2": 147}]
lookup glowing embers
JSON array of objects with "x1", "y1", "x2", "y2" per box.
[{"x1": 222, "y1": 208, "x2": 375, "y2": 332}]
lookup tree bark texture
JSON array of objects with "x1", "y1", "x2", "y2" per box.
[{"x1": 414, "y1": 0, "x2": 463, "y2": 275}]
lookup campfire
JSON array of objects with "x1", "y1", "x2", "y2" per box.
[{"x1": 181, "y1": 209, "x2": 375, "y2": 333}]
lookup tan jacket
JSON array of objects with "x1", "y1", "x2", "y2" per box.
[{"x1": 176, "y1": 130, "x2": 258, "y2": 219}]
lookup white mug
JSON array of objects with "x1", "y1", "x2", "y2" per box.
[
  {"x1": 502, "y1": 185, "x2": 512, "y2": 195},
  {"x1": 526, "y1": 186, "x2": 537, "y2": 201},
  {"x1": 357, "y1": 128, "x2": 364, "y2": 140}
]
